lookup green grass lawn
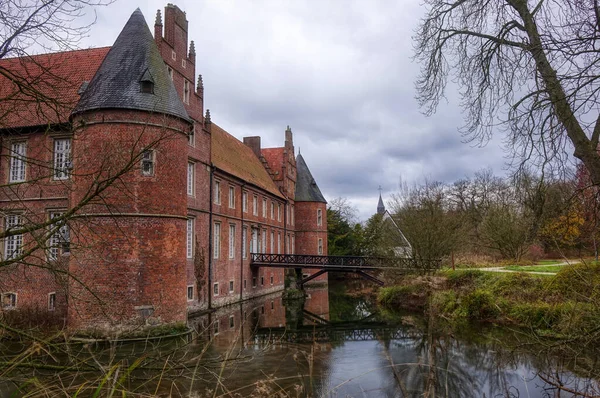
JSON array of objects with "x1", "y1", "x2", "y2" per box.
[
  {"x1": 503, "y1": 264, "x2": 566, "y2": 273},
  {"x1": 535, "y1": 259, "x2": 564, "y2": 265}
]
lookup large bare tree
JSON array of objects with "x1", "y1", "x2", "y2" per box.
[{"x1": 415, "y1": 0, "x2": 600, "y2": 183}]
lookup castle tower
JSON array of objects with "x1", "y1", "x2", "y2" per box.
[
  {"x1": 69, "y1": 9, "x2": 192, "y2": 332},
  {"x1": 294, "y1": 153, "x2": 328, "y2": 281}
]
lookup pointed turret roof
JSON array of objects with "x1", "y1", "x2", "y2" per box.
[
  {"x1": 295, "y1": 154, "x2": 326, "y2": 203},
  {"x1": 377, "y1": 193, "x2": 385, "y2": 215},
  {"x1": 73, "y1": 8, "x2": 190, "y2": 122}
]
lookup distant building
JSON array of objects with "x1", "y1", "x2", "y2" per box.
[
  {"x1": 0, "y1": 5, "x2": 327, "y2": 333},
  {"x1": 376, "y1": 192, "x2": 412, "y2": 258}
]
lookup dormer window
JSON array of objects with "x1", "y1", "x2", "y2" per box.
[
  {"x1": 140, "y1": 80, "x2": 154, "y2": 93},
  {"x1": 139, "y1": 68, "x2": 155, "y2": 94}
]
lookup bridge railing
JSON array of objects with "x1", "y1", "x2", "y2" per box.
[{"x1": 250, "y1": 253, "x2": 441, "y2": 270}]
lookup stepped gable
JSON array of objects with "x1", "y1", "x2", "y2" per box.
[
  {"x1": 211, "y1": 123, "x2": 284, "y2": 198},
  {"x1": 0, "y1": 47, "x2": 110, "y2": 130},
  {"x1": 295, "y1": 154, "x2": 326, "y2": 203},
  {"x1": 74, "y1": 8, "x2": 190, "y2": 122}
]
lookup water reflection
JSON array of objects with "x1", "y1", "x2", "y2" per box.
[{"x1": 1, "y1": 282, "x2": 599, "y2": 397}]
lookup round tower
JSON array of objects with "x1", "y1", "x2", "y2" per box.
[{"x1": 67, "y1": 9, "x2": 192, "y2": 334}]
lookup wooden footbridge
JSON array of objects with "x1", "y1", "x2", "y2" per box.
[{"x1": 250, "y1": 253, "x2": 441, "y2": 286}]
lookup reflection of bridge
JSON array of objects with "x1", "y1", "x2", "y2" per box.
[
  {"x1": 250, "y1": 254, "x2": 441, "y2": 286},
  {"x1": 252, "y1": 324, "x2": 420, "y2": 343}
]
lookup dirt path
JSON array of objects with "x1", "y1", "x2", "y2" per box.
[{"x1": 473, "y1": 260, "x2": 580, "y2": 275}]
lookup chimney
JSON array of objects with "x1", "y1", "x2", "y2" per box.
[
  {"x1": 164, "y1": 4, "x2": 188, "y2": 53},
  {"x1": 243, "y1": 136, "x2": 262, "y2": 159}
]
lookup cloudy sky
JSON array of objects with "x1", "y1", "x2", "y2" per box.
[{"x1": 80, "y1": 0, "x2": 507, "y2": 221}]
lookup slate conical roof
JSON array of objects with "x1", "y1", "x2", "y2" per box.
[
  {"x1": 377, "y1": 193, "x2": 385, "y2": 215},
  {"x1": 73, "y1": 9, "x2": 190, "y2": 122},
  {"x1": 295, "y1": 154, "x2": 326, "y2": 203}
]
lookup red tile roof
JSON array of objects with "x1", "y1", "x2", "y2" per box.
[
  {"x1": 0, "y1": 47, "x2": 110, "y2": 129},
  {"x1": 211, "y1": 123, "x2": 284, "y2": 199}
]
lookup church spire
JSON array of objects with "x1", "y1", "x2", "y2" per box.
[{"x1": 377, "y1": 186, "x2": 385, "y2": 215}]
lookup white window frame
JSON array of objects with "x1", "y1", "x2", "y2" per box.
[
  {"x1": 277, "y1": 204, "x2": 281, "y2": 221},
  {"x1": 229, "y1": 280, "x2": 234, "y2": 293},
  {"x1": 253, "y1": 195, "x2": 258, "y2": 216},
  {"x1": 291, "y1": 205, "x2": 295, "y2": 226},
  {"x1": 277, "y1": 232, "x2": 281, "y2": 254},
  {"x1": 53, "y1": 138, "x2": 71, "y2": 180},
  {"x1": 48, "y1": 292, "x2": 56, "y2": 311},
  {"x1": 292, "y1": 236, "x2": 295, "y2": 254},
  {"x1": 228, "y1": 186, "x2": 235, "y2": 209},
  {"x1": 270, "y1": 202, "x2": 274, "y2": 219},
  {"x1": 187, "y1": 162, "x2": 195, "y2": 196},
  {"x1": 262, "y1": 198, "x2": 267, "y2": 218},
  {"x1": 9, "y1": 142, "x2": 26, "y2": 183},
  {"x1": 242, "y1": 192, "x2": 248, "y2": 212},
  {"x1": 213, "y1": 222, "x2": 221, "y2": 259},
  {"x1": 183, "y1": 79, "x2": 190, "y2": 104},
  {"x1": 229, "y1": 224, "x2": 236, "y2": 259},
  {"x1": 1, "y1": 292, "x2": 17, "y2": 310},
  {"x1": 317, "y1": 208, "x2": 323, "y2": 227},
  {"x1": 187, "y1": 285, "x2": 194, "y2": 301},
  {"x1": 4, "y1": 214, "x2": 23, "y2": 260},
  {"x1": 214, "y1": 181, "x2": 221, "y2": 204},
  {"x1": 141, "y1": 149, "x2": 154, "y2": 177},
  {"x1": 270, "y1": 231, "x2": 274, "y2": 253},
  {"x1": 270, "y1": 275, "x2": 274, "y2": 285},
  {"x1": 251, "y1": 228, "x2": 258, "y2": 254},
  {"x1": 229, "y1": 315, "x2": 234, "y2": 328},
  {"x1": 189, "y1": 125, "x2": 195, "y2": 146},
  {"x1": 187, "y1": 219, "x2": 194, "y2": 259},
  {"x1": 318, "y1": 238, "x2": 323, "y2": 255},
  {"x1": 213, "y1": 282, "x2": 219, "y2": 296},
  {"x1": 48, "y1": 211, "x2": 69, "y2": 261},
  {"x1": 261, "y1": 229, "x2": 267, "y2": 254},
  {"x1": 242, "y1": 226, "x2": 247, "y2": 259}
]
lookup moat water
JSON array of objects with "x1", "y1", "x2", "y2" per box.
[{"x1": 1, "y1": 279, "x2": 599, "y2": 397}]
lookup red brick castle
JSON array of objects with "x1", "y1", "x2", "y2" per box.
[{"x1": 0, "y1": 4, "x2": 327, "y2": 334}]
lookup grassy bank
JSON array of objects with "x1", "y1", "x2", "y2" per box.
[{"x1": 378, "y1": 263, "x2": 600, "y2": 339}]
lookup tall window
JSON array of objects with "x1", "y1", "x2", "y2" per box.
[
  {"x1": 228, "y1": 186, "x2": 235, "y2": 208},
  {"x1": 48, "y1": 211, "x2": 70, "y2": 261},
  {"x1": 183, "y1": 79, "x2": 190, "y2": 104},
  {"x1": 291, "y1": 205, "x2": 295, "y2": 225},
  {"x1": 214, "y1": 181, "x2": 221, "y2": 204},
  {"x1": 48, "y1": 292, "x2": 56, "y2": 311},
  {"x1": 318, "y1": 238, "x2": 323, "y2": 255},
  {"x1": 253, "y1": 195, "x2": 258, "y2": 216},
  {"x1": 229, "y1": 224, "x2": 236, "y2": 259},
  {"x1": 270, "y1": 231, "x2": 274, "y2": 253},
  {"x1": 262, "y1": 198, "x2": 267, "y2": 218},
  {"x1": 187, "y1": 219, "x2": 194, "y2": 259},
  {"x1": 141, "y1": 150, "x2": 154, "y2": 176},
  {"x1": 9, "y1": 142, "x2": 26, "y2": 183},
  {"x1": 277, "y1": 233, "x2": 281, "y2": 254},
  {"x1": 270, "y1": 202, "x2": 274, "y2": 219},
  {"x1": 277, "y1": 204, "x2": 281, "y2": 221},
  {"x1": 317, "y1": 208, "x2": 323, "y2": 226},
  {"x1": 243, "y1": 192, "x2": 248, "y2": 212},
  {"x1": 213, "y1": 222, "x2": 221, "y2": 259},
  {"x1": 53, "y1": 138, "x2": 71, "y2": 180},
  {"x1": 251, "y1": 228, "x2": 258, "y2": 254},
  {"x1": 262, "y1": 230, "x2": 267, "y2": 253},
  {"x1": 242, "y1": 227, "x2": 247, "y2": 259},
  {"x1": 292, "y1": 236, "x2": 295, "y2": 254},
  {"x1": 189, "y1": 125, "x2": 195, "y2": 146},
  {"x1": 286, "y1": 235, "x2": 290, "y2": 254},
  {"x1": 187, "y1": 162, "x2": 194, "y2": 196},
  {"x1": 4, "y1": 214, "x2": 22, "y2": 260}
]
